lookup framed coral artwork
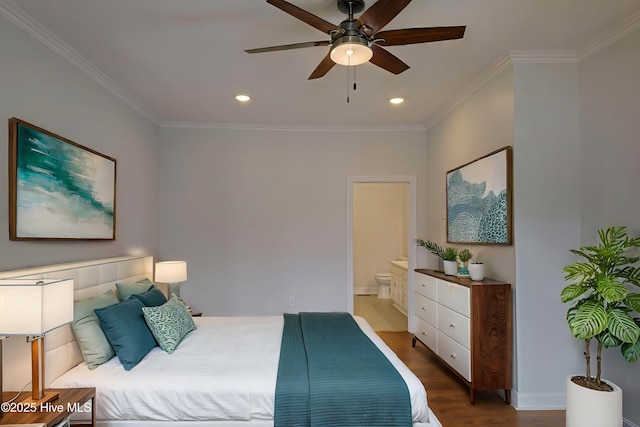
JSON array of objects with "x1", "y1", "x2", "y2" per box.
[
  {"x1": 446, "y1": 146, "x2": 512, "y2": 245},
  {"x1": 8, "y1": 118, "x2": 116, "y2": 240}
]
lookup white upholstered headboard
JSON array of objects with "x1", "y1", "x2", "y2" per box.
[{"x1": 0, "y1": 256, "x2": 154, "y2": 391}]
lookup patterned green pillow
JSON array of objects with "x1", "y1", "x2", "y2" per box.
[{"x1": 142, "y1": 296, "x2": 197, "y2": 354}]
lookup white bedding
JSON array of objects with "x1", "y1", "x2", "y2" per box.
[{"x1": 52, "y1": 315, "x2": 436, "y2": 426}]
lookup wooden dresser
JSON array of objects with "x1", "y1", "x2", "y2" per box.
[{"x1": 413, "y1": 269, "x2": 512, "y2": 404}]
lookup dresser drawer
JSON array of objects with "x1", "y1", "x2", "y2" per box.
[
  {"x1": 414, "y1": 315, "x2": 438, "y2": 352},
  {"x1": 438, "y1": 331, "x2": 471, "y2": 382},
  {"x1": 415, "y1": 272, "x2": 437, "y2": 299},
  {"x1": 414, "y1": 292, "x2": 437, "y2": 326},
  {"x1": 437, "y1": 279, "x2": 470, "y2": 316},
  {"x1": 438, "y1": 304, "x2": 470, "y2": 349}
]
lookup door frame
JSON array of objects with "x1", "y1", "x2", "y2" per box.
[{"x1": 346, "y1": 175, "x2": 417, "y2": 330}]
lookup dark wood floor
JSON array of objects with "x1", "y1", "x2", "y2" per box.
[{"x1": 379, "y1": 331, "x2": 566, "y2": 427}]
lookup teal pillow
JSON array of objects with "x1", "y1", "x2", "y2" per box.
[
  {"x1": 94, "y1": 298, "x2": 157, "y2": 370},
  {"x1": 142, "y1": 296, "x2": 197, "y2": 354},
  {"x1": 71, "y1": 290, "x2": 119, "y2": 369},
  {"x1": 116, "y1": 278, "x2": 153, "y2": 301},
  {"x1": 131, "y1": 285, "x2": 167, "y2": 307}
]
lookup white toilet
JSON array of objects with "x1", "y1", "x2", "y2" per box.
[{"x1": 375, "y1": 273, "x2": 391, "y2": 299}]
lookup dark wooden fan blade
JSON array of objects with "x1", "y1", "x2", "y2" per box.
[
  {"x1": 369, "y1": 45, "x2": 410, "y2": 75},
  {"x1": 376, "y1": 26, "x2": 466, "y2": 46},
  {"x1": 245, "y1": 41, "x2": 330, "y2": 54},
  {"x1": 267, "y1": 0, "x2": 339, "y2": 34},
  {"x1": 356, "y1": 0, "x2": 411, "y2": 35},
  {"x1": 308, "y1": 53, "x2": 336, "y2": 79}
]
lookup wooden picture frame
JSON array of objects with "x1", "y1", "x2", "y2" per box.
[
  {"x1": 446, "y1": 146, "x2": 512, "y2": 245},
  {"x1": 9, "y1": 118, "x2": 117, "y2": 240}
]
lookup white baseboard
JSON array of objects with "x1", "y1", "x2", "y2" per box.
[
  {"x1": 354, "y1": 286, "x2": 378, "y2": 295},
  {"x1": 511, "y1": 389, "x2": 565, "y2": 410}
]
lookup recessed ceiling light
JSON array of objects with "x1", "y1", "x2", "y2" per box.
[
  {"x1": 389, "y1": 97, "x2": 405, "y2": 105},
  {"x1": 235, "y1": 94, "x2": 251, "y2": 102}
]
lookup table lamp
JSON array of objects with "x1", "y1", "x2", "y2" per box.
[
  {"x1": 155, "y1": 261, "x2": 187, "y2": 299},
  {"x1": 0, "y1": 278, "x2": 74, "y2": 406}
]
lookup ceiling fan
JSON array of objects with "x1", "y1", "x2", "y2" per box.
[{"x1": 245, "y1": 0, "x2": 466, "y2": 80}]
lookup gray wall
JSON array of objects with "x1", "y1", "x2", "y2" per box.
[
  {"x1": 156, "y1": 126, "x2": 428, "y2": 316},
  {"x1": 0, "y1": 14, "x2": 159, "y2": 270},
  {"x1": 512, "y1": 61, "x2": 582, "y2": 406},
  {"x1": 579, "y1": 28, "x2": 640, "y2": 424},
  {"x1": 425, "y1": 27, "x2": 640, "y2": 424}
]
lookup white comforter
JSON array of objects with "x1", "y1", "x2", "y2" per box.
[{"x1": 52, "y1": 315, "x2": 431, "y2": 424}]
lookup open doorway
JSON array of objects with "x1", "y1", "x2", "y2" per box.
[{"x1": 346, "y1": 176, "x2": 417, "y2": 332}]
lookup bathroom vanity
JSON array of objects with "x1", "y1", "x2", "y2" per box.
[
  {"x1": 389, "y1": 260, "x2": 408, "y2": 315},
  {"x1": 412, "y1": 269, "x2": 512, "y2": 404}
]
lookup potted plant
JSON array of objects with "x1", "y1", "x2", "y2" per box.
[
  {"x1": 468, "y1": 259, "x2": 485, "y2": 281},
  {"x1": 457, "y1": 249, "x2": 473, "y2": 277},
  {"x1": 416, "y1": 239, "x2": 458, "y2": 276},
  {"x1": 561, "y1": 226, "x2": 640, "y2": 427}
]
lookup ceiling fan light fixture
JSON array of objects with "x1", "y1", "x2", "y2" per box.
[
  {"x1": 235, "y1": 94, "x2": 251, "y2": 102},
  {"x1": 389, "y1": 97, "x2": 405, "y2": 105},
  {"x1": 330, "y1": 36, "x2": 372, "y2": 66}
]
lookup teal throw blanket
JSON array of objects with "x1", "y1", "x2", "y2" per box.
[{"x1": 274, "y1": 312, "x2": 412, "y2": 427}]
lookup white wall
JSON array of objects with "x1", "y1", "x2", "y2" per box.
[
  {"x1": 426, "y1": 68, "x2": 516, "y2": 280},
  {"x1": 156, "y1": 127, "x2": 427, "y2": 316},
  {"x1": 0, "y1": 15, "x2": 159, "y2": 271},
  {"x1": 426, "y1": 28, "x2": 640, "y2": 425},
  {"x1": 512, "y1": 62, "x2": 582, "y2": 407},
  {"x1": 579, "y1": 27, "x2": 640, "y2": 424},
  {"x1": 353, "y1": 183, "x2": 408, "y2": 294}
]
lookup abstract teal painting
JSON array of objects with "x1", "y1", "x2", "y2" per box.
[
  {"x1": 9, "y1": 118, "x2": 116, "y2": 240},
  {"x1": 446, "y1": 147, "x2": 512, "y2": 245}
]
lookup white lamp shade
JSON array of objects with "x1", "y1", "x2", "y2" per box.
[
  {"x1": 155, "y1": 261, "x2": 187, "y2": 283},
  {"x1": 0, "y1": 278, "x2": 74, "y2": 336},
  {"x1": 330, "y1": 38, "x2": 373, "y2": 66}
]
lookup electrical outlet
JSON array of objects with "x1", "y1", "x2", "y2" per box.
[{"x1": 288, "y1": 296, "x2": 296, "y2": 307}]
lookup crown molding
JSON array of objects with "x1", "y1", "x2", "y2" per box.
[
  {"x1": 508, "y1": 51, "x2": 578, "y2": 63},
  {"x1": 2, "y1": 0, "x2": 638, "y2": 132},
  {"x1": 425, "y1": 11, "x2": 640, "y2": 130},
  {"x1": 424, "y1": 52, "x2": 513, "y2": 129},
  {"x1": 159, "y1": 121, "x2": 427, "y2": 133},
  {"x1": 578, "y1": 10, "x2": 640, "y2": 60},
  {"x1": 0, "y1": 0, "x2": 160, "y2": 124}
]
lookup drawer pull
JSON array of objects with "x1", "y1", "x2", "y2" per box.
[
  {"x1": 449, "y1": 323, "x2": 456, "y2": 328},
  {"x1": 421, "y1": 307, "x2": 426, "y2": 311},
  {"x1": 450, "y1": 353, "x2": 456, "y2": 359}
]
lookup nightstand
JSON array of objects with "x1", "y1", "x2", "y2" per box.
[{"x1": 1, "y1": 388, "x2": 95, "y2": 426}]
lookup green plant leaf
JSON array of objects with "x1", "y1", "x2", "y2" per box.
[
  {"x1": 442, "y1": 247, "x2": 458, "y2": 261},
  {"x1": 599, "y1": 330, "x2": 623, "y2": 348},
  {"x1": 561, "y1": 284, "x2": 588, "y2": 303},
  {"x1": 626, "y1": 293, "x2": 640, "y2": 312},
  {"x1": 597, "y1": 276, "x2": 628, "y2": 303},
  {"x1": 621, "y1": 340, "x2": 640, "y2": 362},
  {"x1": 416, "y1": 239, "x2": 444, "y2": 258},
  {"x1": 458, "y1": 249, "x2": 472, "y2": 262},
  {"x1": 608, "y1": 308, "x2": 640, "y2": 343},
  {"x1": 568, "y1": 300, "x2": 608, "y2": 340}
]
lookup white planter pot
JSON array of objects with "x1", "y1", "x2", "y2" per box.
[
  {"x1": 468, "y1": 263, "x2": 485, "y2": 281},
  {"x1": 566, "y1": 376, "x2": 622, "y2": 427},
  {"x1": 443, "y1": 260, "x2": 458, "y2": 276}
]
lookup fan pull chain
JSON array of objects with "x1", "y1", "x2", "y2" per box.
[
  {"x1": 346, "y1": 61, "x2": 351, "y2": 103},
  {"x1": 346, "y1": 65, "x2": 359, "y2": 103},
  {"x1": 353, "y1": 65, "x2": 357, "y2": 91}
]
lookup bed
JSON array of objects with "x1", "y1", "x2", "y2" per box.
[{"x1": 1, "y1": 256, "x2": 442, "y2": 427}]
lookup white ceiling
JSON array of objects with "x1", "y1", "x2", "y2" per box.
[{"x1": 3, "y1": 0, "x2": 640, "y2": 128}]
